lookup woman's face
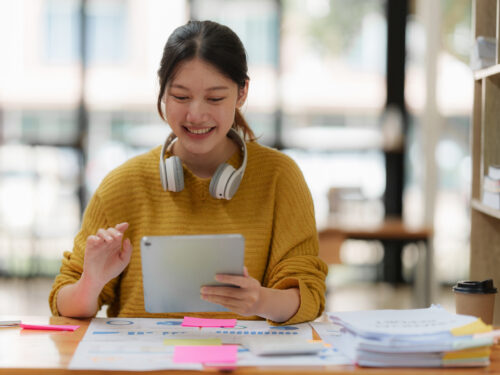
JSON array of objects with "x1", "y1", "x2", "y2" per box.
[{"x1": 164, "y1": 58, "x2": 247, "y2": 159}]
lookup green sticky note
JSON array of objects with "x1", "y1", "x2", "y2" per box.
[{"x1": 163, "y1": 338, "x2": 222, "y2": 346}]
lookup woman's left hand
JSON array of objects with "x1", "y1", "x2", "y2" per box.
[{"x1": 200, "y1": 266, "x2": 262, "y2": 316}]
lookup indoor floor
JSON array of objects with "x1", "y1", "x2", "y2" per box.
[{"x1": 0, "y1": 273, "x2": 456, "y2": 317}]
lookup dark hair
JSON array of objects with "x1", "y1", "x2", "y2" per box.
[{"x1": 157, "y1": 20, "x2": 255, "y2": 141}]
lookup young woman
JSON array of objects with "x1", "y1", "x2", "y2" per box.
[{"x1": 49, "y1": 20, "x2": 327, "y2": 325}]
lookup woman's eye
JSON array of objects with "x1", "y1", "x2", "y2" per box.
[
  {"x1": 208, "y1": 97, "x2": 224, "y2": 102},
  {"x1": 173, "y1": 95, "x2": 188, "y2": 101}
]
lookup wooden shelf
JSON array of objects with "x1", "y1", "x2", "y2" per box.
[
  {"x1": 471, "y1": 198, "x2": 500, "y2": 219},
  {"x1": 474, "y1": 64, "x2": 500, "y2": 80},
  {"x1": 470, "y1": 0, "x2": 500, "y2": 325}
]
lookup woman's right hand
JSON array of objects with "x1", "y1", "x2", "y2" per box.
[{"x1": 81, "y1": 222, "x2": 133, "y2": 289}]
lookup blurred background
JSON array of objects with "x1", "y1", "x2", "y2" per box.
[{"x1": 0, "y1": 0, "x2": 473, "y2": 316}]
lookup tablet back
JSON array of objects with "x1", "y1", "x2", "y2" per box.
[{"x1": 140, "y1": 234, "x2": 245, "y2": 313}]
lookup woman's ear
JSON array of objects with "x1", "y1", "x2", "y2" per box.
[
  {"x1": 161, "y1": 95, "x2": 168, "y2": 121},
  {"x1": 236, "y1": 79, "x2": 249, "y2": 108}
]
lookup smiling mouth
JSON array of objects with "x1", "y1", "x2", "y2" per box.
[{"x1": 184, "y1": 126, "x2": 214, "y2": 135}]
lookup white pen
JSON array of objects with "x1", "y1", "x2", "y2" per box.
[{"x1": 0, "y1": 320, "x2": 21, "y2": 326}]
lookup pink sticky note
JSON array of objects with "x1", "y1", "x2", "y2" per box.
[
  {"x1": 20, "y1": 324, "x2": 80, "y2": 331},
  {"x1": 182, "y1": 317, "x2": 236, "y2": 328},
  {"x1": 173, "y1": 345, "x2": 238, "y2": 364}
]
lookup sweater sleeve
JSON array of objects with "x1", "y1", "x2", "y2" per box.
[
  {"x1": 262, "y1": 157, "x2": 328, "y2": 325},
  {"x1": 48, "y1": 192, "x2": 120, "y2": 316}
]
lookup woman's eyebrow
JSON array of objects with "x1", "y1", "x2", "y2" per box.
[
  {"x1": 206, "y1": 86, "x2": 229, "y2": 91},
  {"x1": 169, "y1": 84, "x2": 189, "y2": 90},
  {"x1": 169, "y1": 84, "x2": 229, "y2": 91}
]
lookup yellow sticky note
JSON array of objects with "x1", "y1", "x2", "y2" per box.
[
  {"x1": 443, "y1": 346, "x2": 491, "y2": 360},
  {"x1": 451, "y1": 319, "x2": 492, "y2": 336},
  {"x1": 163, "y1": 338, "x2": 222, "y2": 346},
  {"x1": 308, "y1": 339, "x2": 331, "y2": 348}
]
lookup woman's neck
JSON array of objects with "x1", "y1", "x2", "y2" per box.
[{"x1": 172, "y1": 138, "x2": 238, "y2": 178}]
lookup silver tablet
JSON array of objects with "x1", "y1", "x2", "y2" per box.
[{"x1": 140, "y1": 234, "x2": 245, "y2": 313}]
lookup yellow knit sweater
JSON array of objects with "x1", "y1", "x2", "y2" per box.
[{"x1": 49, "y1": 141, "x2": 328, "y2": 324}]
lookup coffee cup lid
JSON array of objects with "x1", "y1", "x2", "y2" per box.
[{"x1": 453, "y1": 279, "x2": 497, "y2": 294}]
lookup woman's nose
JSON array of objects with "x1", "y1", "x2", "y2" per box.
[{"x1": 185, "y1": 100, "x2": 208, "y2": 124}]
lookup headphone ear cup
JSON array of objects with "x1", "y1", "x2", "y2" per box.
[
  {"x1": 209, "y1": 163, "x2": 236, "y2": 199},
  {"x1": 165, "y1": 156, "x2": 184, "y2": 192},
  {"x1": 225, "y1": 172, "x2": 243, "y2": 199}
]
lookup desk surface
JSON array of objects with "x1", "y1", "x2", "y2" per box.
[
  {"x1": 1, "y1": 315, "x2": 499, "y2": 375},
  {"x1": 318, "y1": 217, "x2": 432, "y2": 241},
  {"x1": 318, "y1": 217, "x2": 434, "y2": 307}
]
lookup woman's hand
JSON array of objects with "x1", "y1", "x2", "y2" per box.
[
  {"x1": 200, "y1": 267, "x2": 262, "y2": 316},
  {"x1": 56, "y1": 222, "x2": 133, "y2": 318},
  {"x1": 201, "y1": 266, "x2": 301, "y2": 323},
  {"x1": 81, "y1": 222, "x2": 133, "y2": 289}
]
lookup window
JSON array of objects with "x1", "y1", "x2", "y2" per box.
[
  {"x1": 44, "y1": 0, "x2": 127, "y2": 64},
  {"x1": 405, "y1": 0, "x2": 473, "y2": 283},
  {"x1": 44, "y1": 0, "x2": 80, "y2": 63},
  {"x1": 86, "y1": 0, "x2": 127, "y2": 63}
]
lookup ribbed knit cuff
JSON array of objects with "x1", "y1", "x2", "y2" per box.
[{"x1": 266, "y1": 277, "x2": 317, "y2": 326}]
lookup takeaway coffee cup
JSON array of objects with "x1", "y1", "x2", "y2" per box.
[{"x1": 453, "y1": 279, "x2": 497, "y2": 325}]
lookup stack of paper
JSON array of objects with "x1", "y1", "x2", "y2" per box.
[
  {"x1": 326, "y1": 306, "x2": 494, "y2": 367},
  {"x1": 482, "y1": 165, "x2": 500, "y2": 209},
  {"x1": 470, "y1": 36, "x2": 496, "y2": 70}
]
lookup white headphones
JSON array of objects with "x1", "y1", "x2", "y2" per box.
[{"x1": 159, "y1": 128, "x2": 247, "y2": 200}]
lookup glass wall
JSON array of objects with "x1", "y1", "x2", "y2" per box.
[
  {"x1": 0, "y1": 0, "x2": 187, "y2": 276},
  {"x1": 0, "y1": 0, "x2": 473, "y2": 288},
  {"x1": 280, "y1": 0, "x2": 387, "y2": 228},
  {"x1": 0, "y1": 0, "x2": 389, "y2": 277},
  {"x1": 405, "y1": 0, "x2": 472, "y2": 283}
]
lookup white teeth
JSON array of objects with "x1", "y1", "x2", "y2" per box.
[{"x1": 187, "y1": 127, "x2": 212, "y2": 134}]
